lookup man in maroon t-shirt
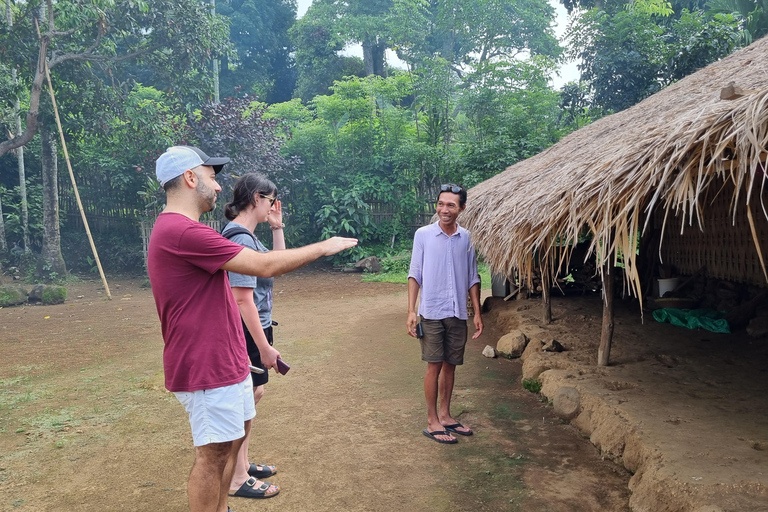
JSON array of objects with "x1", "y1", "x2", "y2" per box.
[{"x1": 148, "y1": 146, "x2": 357, "y2": 512}]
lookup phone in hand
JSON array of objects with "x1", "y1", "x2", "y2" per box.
[
  {"x1": 276, "y1": 358, "x2": 290, "y2": 375},
  {"x1": 416, "y1": 322, "x2": 424, "y2": 339}
]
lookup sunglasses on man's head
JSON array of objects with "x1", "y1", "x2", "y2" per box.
[
  {"x1": 440, "y1": 184, "x2": 463, "y2": 194},
  {"x1": 260, "y1": 193, "x2": 276, "y2": 206}
]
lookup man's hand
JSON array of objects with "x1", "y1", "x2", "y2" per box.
[
  {"x1": 407, "y1": 311, "x2": 419, "y2": 338},
  {"x1": 472, "y1": 314, "x2": 484, "y2": 339},
  {"x1": 321, "y1": 237, "x2": 358, "y2": 256},
  {"x1": 260, "y1": 344, "x2": 281, "y2": 371}
]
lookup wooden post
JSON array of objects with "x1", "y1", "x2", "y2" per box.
[
  {"x1": 542, "y1": 270, "x2": 552, "y2": 324},
  {"x1": 598, "y1": 263, "x2": 614, "y2": 366}
]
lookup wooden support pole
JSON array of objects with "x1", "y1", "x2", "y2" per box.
[
  {"x1": 542, "y1": 271, "x2": 552, "y2": 324},
  {"x1": 598, "y1": 263, "x2": 614, "y2": 366}
]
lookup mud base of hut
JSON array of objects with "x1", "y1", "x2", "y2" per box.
[{"x1": 485, "y1": 294, "x2": 768, "y2": 512}]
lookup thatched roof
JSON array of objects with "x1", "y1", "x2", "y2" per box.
[{"x1": 460, "y1": 35, "x2": 768, "y2": 303}]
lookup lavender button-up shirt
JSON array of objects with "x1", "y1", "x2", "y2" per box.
[{"x1": 408, "y1": 222, "x2": 480, "y2": 321}]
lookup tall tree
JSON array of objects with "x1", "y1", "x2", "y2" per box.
[
  {"x1": 566, "y1": 0, "x2": 740, "y2": 112},
  {"x1": 217, "y1": 0, "x2": 298, "y2": 103},
  {"x1": 290, "y1": 2, "x2": 366, "y2": 102},
  {"x1": 389, "y1": 0, "x2": 561, "y2": 73},
  {"x1": 39, "y1": 122, "x2": 65, "y2": 277}
]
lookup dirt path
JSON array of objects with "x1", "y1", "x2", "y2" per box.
[{"x1": 0, "y1": 269, "x2": 629, "y2": 511}]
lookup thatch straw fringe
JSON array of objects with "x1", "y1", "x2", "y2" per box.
[{"x1": 459, "y1": 36, "x2": 768, "y2": 304}]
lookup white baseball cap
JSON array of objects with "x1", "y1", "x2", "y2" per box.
[{"x1": 155, "y1": 146, "x2": 230, "y2": 186}]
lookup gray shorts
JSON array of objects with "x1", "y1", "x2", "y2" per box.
[{"x1": 419, "y1": 316, "x2": 468, "y2": 365}]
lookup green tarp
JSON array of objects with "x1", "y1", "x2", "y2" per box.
[{"x1": 652, "y1": 308, "x2": 730, "y2": 333}]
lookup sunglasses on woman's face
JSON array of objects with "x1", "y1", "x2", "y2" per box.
[{"x1": 260, "y1": 194, "x2": 276, "y2": 206}]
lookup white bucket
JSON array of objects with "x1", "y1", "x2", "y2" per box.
[{"x1": 657, "y1": 277, "x2": 679, "y2": 297}]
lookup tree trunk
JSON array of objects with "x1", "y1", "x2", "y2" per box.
[
  {"x1": 542, "y1": 271, "x2": 552, "y2": 324},
  {"x1": 14, "y1": 79, "x2": 30, "y2": 253},
  {"x1": 40, "y1": 124, "x2": 67, "y2": 278},
  {"x1": 7, "y1": 0, "x2": 29, "y2": 252},
  {"x1": 362, "y1": 40, "x2": 387, "y2": 77},
  {"x1": 0, "y1": 192, "x2": 7, "y2": 256},
  {"x1": 598, "y1": 264, "x2": 614, "y2": 366},
  {"x1": 363, "y1": 42, "x2": 375, "y2": 76}
]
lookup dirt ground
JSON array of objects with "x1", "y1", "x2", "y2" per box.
[
  {"x1": 0, "y1": 269, "x2": 632, "y2": 512},
  {"x1": 484, "y1": 290, "x2": 768, "y2": 512}
]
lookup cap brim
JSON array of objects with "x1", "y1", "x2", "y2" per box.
[{"x1": 204, "y1": 156, "x2": 230, "y2": 174}]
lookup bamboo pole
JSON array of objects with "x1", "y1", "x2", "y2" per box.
[{"x1": 37, "y1": 21, "x2": 112, "y2": 300}]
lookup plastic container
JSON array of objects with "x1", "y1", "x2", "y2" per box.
[
  {"x1": 491, "y1": 273, "x2": 510, "y2": 297},
  {"x1": 657, "y1": 277, "x2": 680, "y2": 297}
]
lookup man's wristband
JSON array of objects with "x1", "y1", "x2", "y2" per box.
[{"x1": 270, "y1": 223, "x2": 285, "y2": 231}]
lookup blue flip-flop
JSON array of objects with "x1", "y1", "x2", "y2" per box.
[
  {"x1": 423, "y1": 428, "x2": 458, "y2": 444},
  {"x1": 443, "y1": 422, "x2": 473, "y2": 436}
]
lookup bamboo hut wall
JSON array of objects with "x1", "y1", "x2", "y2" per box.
[{"x1": 657, "y1": 176, "x2": 768, "y2": 286}]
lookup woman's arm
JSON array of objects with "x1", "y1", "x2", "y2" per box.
[{"x1": 231, "y1": 286, "x2": 280, "y2": 370}]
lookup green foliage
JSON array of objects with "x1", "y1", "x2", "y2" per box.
[
  {"x1": 0, "y1": 184, "x2": 44, "y2": 251},
  {"x1": 361, "y1": 251, "x2": 412, "y2": 283},
  {"x1": 217, "y1": 0, "x2": 298, "y2": 103},
  {"x1": 522, "y1": 378, "x2": 543, "y2": 393},
  {"x1": 567, "y1": 5, "x2": 740, "y2": 112},
  {"x1": 707, "y1": 0, "x2": 768, "y2": 43}
]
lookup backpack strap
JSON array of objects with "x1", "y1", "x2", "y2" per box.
[{"x1": 222, "y1": 226, "x2": 257, "y2": 243}]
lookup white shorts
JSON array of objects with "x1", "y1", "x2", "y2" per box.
[{"x1": 174, "y1": 374, "x2": 256, "y2": 447}]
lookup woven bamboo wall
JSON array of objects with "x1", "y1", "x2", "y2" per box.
[{"x1": 657, "y1": 177, "x2": 768, "y2": 287}]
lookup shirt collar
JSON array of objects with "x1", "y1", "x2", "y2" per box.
[{"x1": 431, "y1": 221, "x2": 462, "y2": 237}]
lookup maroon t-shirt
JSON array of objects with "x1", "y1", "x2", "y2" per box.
[{"x1": 147, "y1": 212, "x2": 249, "y2": 392}]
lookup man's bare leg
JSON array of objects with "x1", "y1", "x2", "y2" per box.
[
  {"x1": 230, "y1": 384, "x2": 263, "y2": 489},
  {"x1": 188, "y1": 439, "x2": 235, "y2": 512},
  {"x1": 220, "y1": 423, "x2": 248, "y2": 511},
  {"x1": 438, "y1": 362, "x2": 472, "y2": 434},
  {"x1": 424, "y1": 361, "x2": 455, "y2": 442}
]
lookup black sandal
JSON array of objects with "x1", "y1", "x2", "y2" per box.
[{"x1": 247, "y1": 462, "x2": 277, "y2": 478}]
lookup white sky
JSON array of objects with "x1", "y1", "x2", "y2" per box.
[{"x1": 295, "y1": 0, "x2": 579, "y2": 89}]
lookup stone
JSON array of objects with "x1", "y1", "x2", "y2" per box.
[
  {"x1": 0, "y1": 286, "x2": 27, "y2": 307},
  {"x1": 41, "y1": 285, "x2": 67, "y2": 305},
  {"x1": 28, "y1": 284, "x2": 45, "y2": 302},
  {"x1": 746, "y1": 315, "x2": 768, "y2": 338},
  {"x1": 354, "y1": 256, "x2": 382, "y2": 273},
  {"x1": 482, "y1": 345, "x2": 497, "y2": 358},
  {"x1": 553, "y1": 386, "x2": 581, "y2": 420},
  {"x1": 542, "y1": 339, "x2": 564, "y2": 352},
  {"x1": 496, "y1": 330, "x2": 529, "y2": 358},
  {"x1": 28, "y1": 284, "x2": 67, "y2": 305}
]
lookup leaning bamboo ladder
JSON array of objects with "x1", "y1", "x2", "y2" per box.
[{"x1": 37, "y1": 20, "x2": 112, "y2": 300}]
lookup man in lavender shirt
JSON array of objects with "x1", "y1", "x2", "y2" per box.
[{"x1": 407, "y1": 184, "x2": 484, "y2": 444}]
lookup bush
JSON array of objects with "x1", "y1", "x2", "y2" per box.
[{"x1": 522, "y1": 378, "x2": 542, "y2": 393}]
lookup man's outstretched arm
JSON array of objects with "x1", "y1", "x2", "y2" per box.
[{"x1": 222, "y1": 237, "x2": 357, "y2": 277}]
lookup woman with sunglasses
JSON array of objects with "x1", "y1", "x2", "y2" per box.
[{"x1": 221, "y1": 172, "x2": 285, "y2": 499}]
